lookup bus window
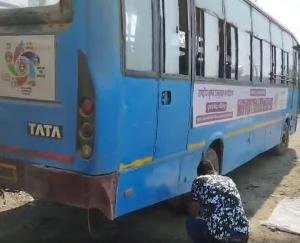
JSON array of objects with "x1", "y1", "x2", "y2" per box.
[
  {"x1": 204, "y1": 13, "x2": 221, "y2": 78},
  {"x1": 282, "y1": 51, "x2": 289, "y2": 83},
  {"x1": 289, "y1": 52, "x2": 295, "y2": 80},
  {"x1": 195, "y1": 8, "x2": 204, "y2": 76},
  {"x1": 293, "y1": 51, "x2": 298, "y2": 80},
  {"x1": 276, "y1": 48, "x2": 282, "y2": 84},
  {"x1": 262, "y1": 41, "x2": 271, "y2": 83},
  {"x1": 195, "y1": 0, "x2": 223, "y2": 18},
  {"x1": 271, "y1": 45, "x2": 276, "y2": 83},
  {"x1": 195, "y1": 9, "x2": 224, "y2": 78},
  {"x1": 252, "y1": 37, "x2": 262, "y2": 82},
  {"x1": 225, "y1": 24, "x2": 238, "y2": 80},
  {"x1": 219, "y1": 20, "x2": 225, "y2": 78},
  {"x1": 224, "y1": 0, "x2": 251, "y2": 32},
  {"x1": 271, "y1": 24, "x2": 283, "y2": 49},
  {"x1": 124, "y1": 0, "x2": 153, "y2": 72},
  {"x1": 252, "y1": 9, "x2": 271, "y2": 42},
  {"x1": 238, "y1": 30, "x2": 251, "y2": 81},
  {"x1": 163, "y1": 0, "x2": 189, "y2": 76}
]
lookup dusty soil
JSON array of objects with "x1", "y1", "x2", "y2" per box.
[{"x1": 1, "y1": 129, "x2": 300, "y2": 243}]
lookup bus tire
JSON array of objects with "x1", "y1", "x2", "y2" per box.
[
  {"x1": 202, "y1": 148, "x2": 220, "y2": 175},
  {"x1": 273, "y1": 123, "x2": 289, "y2": 156}
]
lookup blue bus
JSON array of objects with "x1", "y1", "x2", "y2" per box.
[{"x1": 0, "y1": 0, "x2": 299, "y2": 220}]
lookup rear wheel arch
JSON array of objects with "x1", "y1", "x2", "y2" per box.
[
  {"x1": 209, "y1": 139, "x2": 224, "y2": 167},
  {"x1": 201, "y1": 139, "x2": 224, "y2": 175}
]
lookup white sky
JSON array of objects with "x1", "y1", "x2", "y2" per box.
[{"x1": 252, "y1": 0, "x2": 300, "y2": 41}]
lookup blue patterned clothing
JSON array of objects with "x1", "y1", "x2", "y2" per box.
[{"x1": 191, "y1": 175, "x2": 249, "y2": 241}]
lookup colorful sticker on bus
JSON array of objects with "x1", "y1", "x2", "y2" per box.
[
  {"x1": 193, "y1": 84, "x2": 288, "y2": 127},
  {"x1": 0, "y1": 35, "x2": 55, "y2": 101}
]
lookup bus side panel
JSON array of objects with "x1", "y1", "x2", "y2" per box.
[
  {"x1": 117, "y1": 77, "x2": 158, "y2": 170},
  {"x1": 116, "y1": 150, "x2": 201, "y2": 217},
  {"x1": 116, "y1": 110, "x2": 286, "y2": 217},
  {"x1": 189, "y1": 110, "x2": 285, "y2": 174},
  {"x1": 155, "y1": 80, "x2": 191, "y2": 159}
]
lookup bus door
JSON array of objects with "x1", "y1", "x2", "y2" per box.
[{"x1": 154, "y1": 0, "x2": 191, "y2": 158}]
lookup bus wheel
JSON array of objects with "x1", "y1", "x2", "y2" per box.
[
  {"x1": 202, "y1": 148, "x2": 220, "y2": 175},
  {"x1": 273, "y1": 123, "x2": 290, "y2": 155}
]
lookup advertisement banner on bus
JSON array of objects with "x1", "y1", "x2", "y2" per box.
[
  {"x1": 193, "y1": 83, "x2": 288, "y2": 127},
  {"x1": 0, "y1": 35, "x2": 55, "y2": 101}
]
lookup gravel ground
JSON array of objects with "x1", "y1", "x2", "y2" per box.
[{"x1": 1, "y1": 129, "x2": 300, "y2": 243}]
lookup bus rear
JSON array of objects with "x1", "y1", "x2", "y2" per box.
[{"x1": 0, "y1": 0, "x2": 118, "y2": 220}]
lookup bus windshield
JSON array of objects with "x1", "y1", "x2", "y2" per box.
[{"x1": 0, "y1": 0, "x2": 59, "y2": 9}]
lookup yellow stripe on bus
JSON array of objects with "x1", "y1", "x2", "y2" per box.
[
  {"x1": 188, "y1": 117, "x2": 285, "y2": 151},
  {"x1": 188, "y1": 141, "x2": 206, "y2": 151},
  {"x1": 225, "y1": 117, "x2": 284, "y2": 139},
  {"x1": 119, "y1": 156, "x2": 153, "y2": 173}
]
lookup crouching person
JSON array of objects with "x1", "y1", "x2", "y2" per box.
[{"x1": 186, "y1": 160, "x2": 249, "y2": 243}]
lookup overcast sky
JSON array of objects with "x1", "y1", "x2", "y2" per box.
[{"x1": 253, "y1": 0, "x2": 300, "y2": 41}]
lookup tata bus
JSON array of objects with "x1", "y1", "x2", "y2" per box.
[{"x1": 0, "y1": 0, "x2": 299, "y2": 220}]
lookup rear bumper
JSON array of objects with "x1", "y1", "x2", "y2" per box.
[{"x1": 0, "y1": 160, "x2": 118, "y2": 220}]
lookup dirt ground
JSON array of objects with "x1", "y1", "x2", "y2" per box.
[{"x1": 1, "y1": 129, "x2": 300, "y2": 243}]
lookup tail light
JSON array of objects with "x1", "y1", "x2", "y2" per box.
[
  {"x1": 80, "y1": 98, "x2": 94, "y2": 116},
  {"x1": 77, "y1": 51, "x2": 95, "y2": 160},
  {"x1": 79, "y1": 122, "x2": 94, "y2": 139},
  {"x1": 81, "y1": 144, "x2": 93, "y2": 160}
]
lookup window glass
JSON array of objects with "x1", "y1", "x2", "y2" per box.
[
  {"x1": 272, "y1": 46, "x2": 283, "y2": 84},
  {"x1": 262, "y1": 41, "x2": 271, "y2": 83},
  {"x1": 225, "y1": 24, "x2": 237, "y2": 79},
  {"x1": 253, "y1": 38, "x2": 262, "y2": 82},
  {"x1": 125, "y1": 0, "x2": 153, "y2": 72},
  {"x1": 283, "y1": 52, "x2": 289, "y2": 81},
  {"x1": 163, "y1": 0, "x2": 189, "y2": 75},
  {"x1": 271, "y1": 23, "x2": 283, "y2": 48},
  {"x1": 195, "y1": 8, "x2": 204, "y2": 76},
  {"x1": 195, "y1": 0, "x2": 223, "y2": 18},
  {"x1": 204, "y1": 13, "x2": 220, "y2": 78},
  {"x1": 275, "y1": 47, "x2": 282, "y2": 83},
  {"x1": 283, "y1": 32, "x2": 294, "y2": 53},
  {"x1": 252, "y1": 9, "x2": 270, "y2": 41},
  {"x1": 238, "y1": 30, "x2": 251, "y2": 81},
  {"x1": 224, "y1": 0, "x2": 251, "y2": 31},
  {"x1": 219, "y1": 20, "x2": 225, "y2": 78},
  {"x1": 288, "y1": 51, "x2": 292, "y2": 80},
  {"x1": 295, "y1": 51, "x2": 299, "y2": 80},
  {"x1": 271, "y1": 45, "x2": 276, "y2": 83},
  {"x1": 291, "y1": 51, "x2": 297, "y2": 80},
  {"x1": 0, "y1": 0, "x2": 58, "y2": 9}
]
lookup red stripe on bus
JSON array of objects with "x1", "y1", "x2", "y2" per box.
[{"x1": 0, "y1": 145, "x2": 74, "y2": 164}]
